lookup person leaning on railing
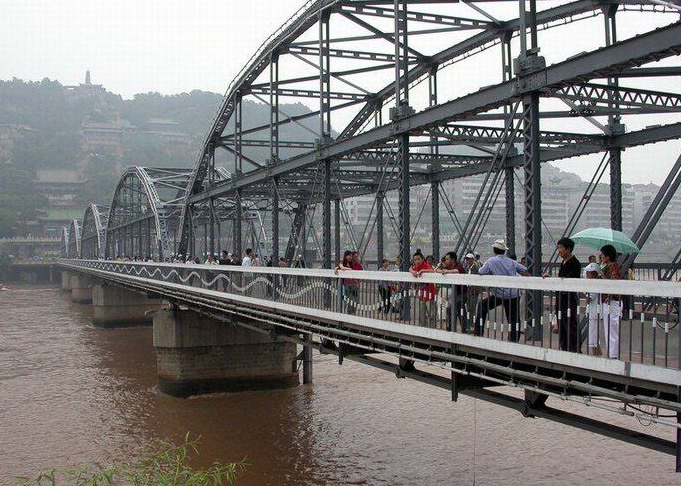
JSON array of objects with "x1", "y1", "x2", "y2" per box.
[
  {"x1": 474, "y1": 239, "x2": 529, "y2": 342},
  {"x1": 410, "y1": 251, "x2": 438, "y2": 329},
  {"x1": 335, "y1": 250, "x2": 362, "y2": 315},
  {"x1": 438, "y1": 251, "x2": 465, "y2": 332},
  {"x1": 377, "y1": 258, "x2": 392, "y2": 315},
  {"x1": 463, "y1": 252, "x2": 482, "y2": 333},
  {"x1": 584, "y1": 263, "x2": 603, "y2": 355}
]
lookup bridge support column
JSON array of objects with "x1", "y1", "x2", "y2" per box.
[
  {"x1": 153, "y1": 308, "x2": 299, "y2": 397},
  {"x1": 61, "y1": 271, "x2": 72, "y2": 291},
  {"x1": 91, "y1": 284, "x2": 160, "y2": 328},
  {"x1": 69, "y1": 274, "x2": 92, "y2": 304}
]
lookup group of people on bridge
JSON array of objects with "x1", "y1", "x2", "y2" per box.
[
  {"x1": 336, "y1": 237, "x2": 626, "y2": 359},
  {"x1": 111, "y1": 236, "x2": 628, "y2": 359}
]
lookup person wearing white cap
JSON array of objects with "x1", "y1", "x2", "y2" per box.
[
  {"x1": 584, "y1": 262, "x2": 603, "y2": 355},
  {"x1": 474, "y1": 239, "x2": 529, "y2": 341}
]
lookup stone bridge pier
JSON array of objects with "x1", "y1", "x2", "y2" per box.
[
  {"x1": 61, "y1": 271, "x2": 72, "y2": 292},
  {"x1": 69, "y1": 273, "x2": 93, "y2": 304},
  {"x1": 153, "y1": 308, "x2": 299, "y2": 397},
  {"x1": 91, "y1": 283, "x2": 161, "y2": 328}
]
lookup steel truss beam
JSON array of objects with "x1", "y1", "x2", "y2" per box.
[
  {"x1": 428, "y1": 123, "x2": 604, "y2": 147},
  {"x1": 339, "y1": 3, "x2": 493, "y2": 29},
  {"x1": 547, "y1": 83, "x2": 681, "y2": 112},
  {"x1": 249, "y1": 85, "x2": 368, "y2": 101},
  {"x1": 180, "y1": 2, "x2": 680, "y2": 255},
  {"x1": 189, "y1": 22, "x2": 681, "y2": 205},
  {"x1": 286, "y1": 44, "x2": 419, "y2": 64},
  {"x1": 81, "y1": 203, "x2": 109, "y2": 260},
  {"x1": 428, "y1": 123, "x2": 681, "y2": 183}
]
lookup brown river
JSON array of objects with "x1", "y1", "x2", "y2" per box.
[{"x1": 0, "y1": 286, "x2": 678, "y2": 485}]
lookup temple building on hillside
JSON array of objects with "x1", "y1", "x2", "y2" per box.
[
  {"x1": 65, "y1": 70, "x2": 106, "y2": 99},
  {"x1": 33, "y1": 169, "x2": 87, "y2": 238},
  {"x1": 82, "y1": 120, "x2": 135, "y2": 154}
]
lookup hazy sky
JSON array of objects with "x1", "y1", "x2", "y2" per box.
[{"x1": 2, "y1": 0, "x2": 680, "y2": 185}]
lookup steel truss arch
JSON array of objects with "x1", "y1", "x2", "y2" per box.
[
  {"x1": 81, "y1": 203, "x2": 109, "y2": 260},
  {"x1": 60, "y1": 226, "x2": 70, "y2": 258},
  {"x1": 105, "y1": 167, "x2": 196, "y2": 260},
  {"x1": 67, "y1": 219, "x2": 82, "y2": 259},
  {"x1": 178, "y1": 0, "x2": 681, "y2": 258}
]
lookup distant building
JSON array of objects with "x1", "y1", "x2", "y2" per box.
[
  {"x1": 571, "y1": 184, "x2": 635, "y2": 235},
  {"x1": 137, "y1": 118, "x2": 190, "y2": 146},
  {"x1": 65, "y1": 70, "x2": 106, "y2": 99},
  {"x1": 33, "y1": 169, "x2": 87, "y2": 237},
  {"x1": 36, "y1": 209, "x2": 84, "y2": 239},
  {"x1": 633, "y1": 183, "x2": 681, "y2": 242},
  {"x1": 82, "y1": 120, "x2": 135, "y2": 153}
]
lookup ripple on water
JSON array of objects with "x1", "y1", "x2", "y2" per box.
[{"x1": 0, "y1": 286, "x2": 678, "y2": 485}]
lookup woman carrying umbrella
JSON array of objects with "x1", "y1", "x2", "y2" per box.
[
  {"x1": 599, "y1": 244, "x2": 623, "y2": 359},
  {"x1": 570, "y1": 227, "x2": 638, "y2": 360}
]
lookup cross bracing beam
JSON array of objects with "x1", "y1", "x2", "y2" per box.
[
  {"x1": 289, "y1": 25, "x2": 492, "y2": 46},
  {"x1": 338, "y1": 150, "x2": 491, "y2": 165},
  {"x1": 427, "y1": 124, "x2": 604, "y2": 147},
  {"x1": 220, "y1": 144, "x2": 266, "y2": 169},
  {"x1": 599, "y1": 66, "x2": 681, "y2": 78},
  {"x1": 187, "y1": 22, "x2": 681, "y2": 205},
  {"x1": 546, "y1": 83, "x2": 681, "y2": 112},
  {"x1": 249, "y1": 62, "x2": 394, "y2": 89},
  {"x1": 276, "y1": 122, "x2": 681, "y2": 204},
  {"x1": 338, "y1": 11, "x2": 427, "y2": 60},
  {"x1": 338, "y1": 3, "x2": 494, "y2": 29},
  {"x1": 222, "y1": 139, "x2": 317, "y2": 149},
  {"x1": 470, "y1": 106, "x2": 681, "y2": 121},
  {"x1": 285, "y1": 45, "x2": 419, "y2": 64},
  {"x1": 249, "y1": 86, "x2": 369, "y2": 102},
  {"x1": 428, "y1": 122, "x2": 681, "y2": 184},
  {"x1": 219, "y1": 98, "x2": 362, "y2": 142},
  {"x1": 337, "y1": 0, "x2": 648, "y2": 139}
]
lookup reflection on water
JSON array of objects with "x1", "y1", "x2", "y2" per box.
[{"x1": 0, "y1": 286, "x2": 677, "y2": 485}]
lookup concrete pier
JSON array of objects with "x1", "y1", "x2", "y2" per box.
[
  {"x1": 69, "y1": 274, "x2": 92, "y2": 304},
  {"x1": 91, "y1": 284, "x2": 160, "y2": 328},
  {"x1": 61, "y1": 271, "x2": 72, "y2": 291},
  {"x1": 153, "y1": 308, "x2": 299, "y2": 397}
]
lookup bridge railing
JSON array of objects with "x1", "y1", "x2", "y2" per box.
[{"x1": 63, "y1": 260, "x2": 681, "y2": 370}]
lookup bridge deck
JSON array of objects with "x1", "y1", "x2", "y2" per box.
[{"x1": 58, "y1": 260, "x2": 681, "y2": 457}]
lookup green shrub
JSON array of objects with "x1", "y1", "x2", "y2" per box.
[{"x1": 16, "y1": 434, "x2": 247, "y2": 485}]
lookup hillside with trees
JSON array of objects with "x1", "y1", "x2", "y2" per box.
[{"x1": 0, "y1": 77, "x2": 318, "y2": 237}]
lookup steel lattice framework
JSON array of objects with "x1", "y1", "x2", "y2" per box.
[
  {"x1": 67, "y1": 219, "x2": 82, "y2": 260},
  {"x1": 104, "y1": 166, "x2": 233, "y2": 260},
  {"x1": 65, "y1": 0, "x2": 681, "y2": 310},
  {"x1": 60, "y1": 226, "x2": 70, "y2": 258},
  {"x1": 59, "y1": 0, "x2": 681, "y2": 469},
  {"x1": 105, "y1": 167, "x2": 194, "y2": 260},
  {"x1": 174, "y1": 0, "x2": 681, "y2": 297},
  {"x1": 81, "y1": 203, "x2": 109, "y2": 260}
]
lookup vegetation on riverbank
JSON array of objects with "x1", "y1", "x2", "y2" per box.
[{"x1": 16, "y1": 434, "x2": 247, "y2": 485}]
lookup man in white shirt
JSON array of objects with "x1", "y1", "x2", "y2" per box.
[
  {"x1": 242, "y1": 248, "x2": 254, "y2": 295},
  {"x1": 242, "y1": 248, "x2": 253, "y2": 268}
]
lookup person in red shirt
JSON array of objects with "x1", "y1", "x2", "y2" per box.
[
  {"x1": 335, "y1": 250, "x2": 364, "y2": 314},
  {"x1": 410, "y1": 251, "x2": 437, "y2": 328}
]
